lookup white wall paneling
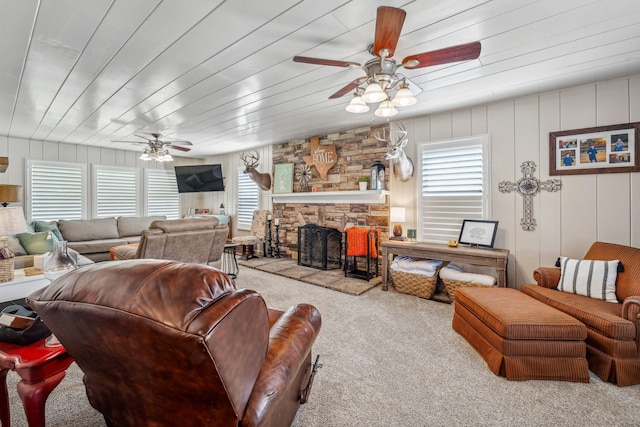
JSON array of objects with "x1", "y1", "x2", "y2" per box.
[
  {"x1": 390, "y1": 75, "x2": 640, "y2": 288},
  {"x1": 3, "y1": 74, "x2": 640, "y2": 286}
]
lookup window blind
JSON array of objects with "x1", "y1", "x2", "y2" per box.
[
  {"x1": 93, "y1": 165, "x2": 139, "y2": 218},
  {"x1": 145, "y1": 169, "x2": 180, "y2": 219},
  {"x1": 237, "y1": 167, "x2": 259, "y2": 230},
  {"x1": 28, "y1": 160, "x2": 86, "y2": 221},
  {"x1": 419, "y1": 136, "x2": 490, "y2": 243}
]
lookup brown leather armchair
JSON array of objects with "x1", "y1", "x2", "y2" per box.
[{"x1": 27, "y1": 260, "x2": 322, "y2": 426}]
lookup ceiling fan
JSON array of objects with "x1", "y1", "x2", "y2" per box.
[
  {"x1": 113, "y1": 133, "x2": 192, "y2": 162},
  {"x1": 293, "y1": 6, "x2": 481, "y2": 116}
]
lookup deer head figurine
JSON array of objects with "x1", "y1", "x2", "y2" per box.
[
  {"x1": 376, "y1": 123, "x2": 414, "y2": 182},
  {"x1": 240, "y1": 150, "x2": 272, "y2": 191}
]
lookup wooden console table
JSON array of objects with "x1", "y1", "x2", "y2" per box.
[{"x1": 381, "y1": 241, "x2": 510, "y2": 290}]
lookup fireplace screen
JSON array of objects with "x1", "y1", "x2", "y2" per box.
[{"x1": 297, "y1": 224, "x2": 342, "y2": 270}]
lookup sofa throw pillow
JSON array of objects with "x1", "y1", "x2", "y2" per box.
[
  {"x1": 5, "y1": 236, "x2": 27, "y2": 256},
  {"x1": 557, "y1": 256, "x2": 619, "y2": 303},
  {"x1": 32, "y1": 221, "x2": 63, "y2": 241},
  {"x1": 16, "y1": 231, "x2": 54, "y2": 255}
]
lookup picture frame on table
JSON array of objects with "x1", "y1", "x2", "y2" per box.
[
  {"x1": 458, "y1": 220, "x2": 499, "y2": 248},
  {"x1": 549, "y1": 122, "x2": 640, "y2": 175},
  {"x1": 273, "y1": 163, "x2": 294, "y2": 194}
]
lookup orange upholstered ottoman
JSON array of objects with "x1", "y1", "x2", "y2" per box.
[{"x1": 452, "y1": 287, "x2": 589, "y2": 382}]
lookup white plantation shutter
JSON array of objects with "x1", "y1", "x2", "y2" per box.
[
  {"x1": 237, "y1": 167, "x2": 259, "y2": 230},
  {"x1": 419, "y1": 136, "x2": 491, "y2": 243},
  {"x1": 27, "y1": 160, "x2": 87, "y2": 221},
  {"x1": 93, "y1": 165, "x2": 139, "y2": 217},
  {"x1": 145, "y1": 169, "x2": 180, "y2": 219}
]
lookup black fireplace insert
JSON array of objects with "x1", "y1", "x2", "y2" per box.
[{"x1": 297, "y1": 224, "x2": 342, "y2": 270}]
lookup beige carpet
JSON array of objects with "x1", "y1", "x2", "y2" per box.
[
  {"x1": 238, "y1": 257, "x2": 380, "y2": 295},
  {"x1": 5, "y1": 266, "x2": 640, "y2": 426}
]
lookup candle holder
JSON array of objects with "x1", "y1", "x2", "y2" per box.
[
  {"x1": 266, "y1": 218, "x2": 273, "y2": 258},
  {"x1": 274, "y1": 223, "x2": 281, "y2": 258}
]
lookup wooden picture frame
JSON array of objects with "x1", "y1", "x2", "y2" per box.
[
  {"x1": 549, "y1": 122, "x2": 640, "y2": 175},
  {"x1": 273, "y1": 163, "x2": 294, "y2": 194},
  {"x1": 458, "y1": 220, "x2": 499, "y2": 248}
]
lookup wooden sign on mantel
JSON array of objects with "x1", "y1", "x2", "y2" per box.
[{"x1": 302, "y1": 136, "x2": 337, "y2": 180}]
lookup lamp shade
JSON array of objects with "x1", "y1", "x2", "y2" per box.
[
  {"x1": 346, "y1": 94, "x2": 370, "y2": 113},
  {"x1": 0, "y1": 184, "x2": 21, "y2": 205},
  {"x1": 374, "y1": 100, "x2": 398, "y2": 117},
  {"x1": 0, "y1": 207, "x2": 28, "y2": 236},
  {"x1": 361, "y1": 83, "x2": 387, "y2": 103},
  {"x1": 390, "y1": 207, "x2": 406, "y2": 223}
]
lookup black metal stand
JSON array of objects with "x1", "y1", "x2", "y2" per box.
[
  {"x1": 274, "y1": 224, "x2": 281, "y2": 258},
  {"x1": 266, "y1": 219, "x2": 273, "y2": 257}
]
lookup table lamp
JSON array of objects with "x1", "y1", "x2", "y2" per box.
[
  {"x1": 389, "y1": 207, "x2": 406, "y2": 241},
  {"x1": 0, "y1": 184, "x2": 20, "y2": 207},
  {"x1": 0, "y1": 207, "x2": 28, "y2": 237}
]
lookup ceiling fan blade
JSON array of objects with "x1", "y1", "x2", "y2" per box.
[
  {"x1": 402, "y1": 41, "x2": 481, "y2": 69},
  {"x1": 111, "y1": 139, "x2": 149, "y2": 144},
  {"x1": 293, "y1": 56, "x2": 360, "y2": 68},
  {"x1": 373, "y1": 6, "x2": 406, "y2": 58},
  {"x1": 133, "y1": 134, "x2": 152, "y2": 141},
  {"x1": 163, "y1": 140, "x2": 192, "y2": 146},
  {"x1": 166, "y1": 145, "x2": 191, "y2": 152},
  {"x1": 329, "y1": 79, "x2": 363, "y2": 99}
]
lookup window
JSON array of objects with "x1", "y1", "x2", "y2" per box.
[
  {"x1": 418, "y1": 135, "x2": 491, "y2": 243},
  {"x1": 237, "y1": 167, "x2": 259, "y2": 230},
  {"x1": 92, "y1": 165, "x2": 139, "y2": 218},
  {"x1": 27, "y1": 160, "x2": 87, "y2": 221},
  {"x1": 145, "y1": 168, "x2": 180, "y2": 219}
]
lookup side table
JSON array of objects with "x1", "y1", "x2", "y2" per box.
[
  {"x1": 0, "y1": 270, "x2": 50, "y2": 303},
  {"x1": 222, "y1": 242, "x2": 240, "y2": 279},
  {"x1": 0, "y1": 336, "x2": 73, "y2": 427}
]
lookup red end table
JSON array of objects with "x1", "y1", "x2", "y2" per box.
[{"x1": 0, "y1": 336, "x2": 73, "y2": 427}]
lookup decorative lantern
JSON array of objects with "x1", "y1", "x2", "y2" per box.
[{"x1": 370, "y1": 160, "x2": 386, "y2": 190}]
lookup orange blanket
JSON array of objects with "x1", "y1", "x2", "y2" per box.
[{"x1": 346, "y1": 227, "x2": 379, "y2": 257}]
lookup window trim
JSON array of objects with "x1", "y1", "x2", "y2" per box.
[
  {"x1": 91, "y1": 164, "x2": 141, "y2": 218},
  {"x1": 143, "y1": 168, "x2": 181, "y2": 219},
  {"x1": 236, "y1": 166, "x2": 260, "y2": 231},
  {"x1": 417, "y1": 134, "x2": 491, "y2": 243},
  {"x1": 26, "y1": 160, "x2": 88, "y2": 222}
]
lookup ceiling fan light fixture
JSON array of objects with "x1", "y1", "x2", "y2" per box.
[
  {"x1": 361, "y1": 82, "x2": 386, "y2": 103},
  {"x1": 346, "y1": 93, "x2": 370, "y2": 113},
  {"x1": 140, "y1": 149, "x2": 151, "y2": 161},
  {"x1": 391, "y1": 85, "x2": 417, "y2": 107},
  {"x1": 374, "y1": 100, "x2": 398, "y2": 117}
]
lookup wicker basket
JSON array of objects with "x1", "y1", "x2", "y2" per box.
[
  {"x1": 0, "y1": 257, "x2": 15, "y2": 283},
  {"x1": 443, "y1": 279, "x2": 491, "y2": 301},
  {"x1": 390, "y1": 268, "x2": 438, "y2": 299}
]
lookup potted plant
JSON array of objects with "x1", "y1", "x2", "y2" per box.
[{"x1": 358, "y1": 176, "x2": 369, "y2": 191}]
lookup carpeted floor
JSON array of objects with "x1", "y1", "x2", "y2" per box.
[
  {"x1": 238, "y1": 257, "x2": 380, "y2": 295},
  {"x1": 5, "y1": 266, "x2": 640, "y2": 426}
]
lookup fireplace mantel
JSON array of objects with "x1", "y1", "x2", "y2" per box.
[{"x1": 271, "y1": 190, "x2": 389, "y2": 204}]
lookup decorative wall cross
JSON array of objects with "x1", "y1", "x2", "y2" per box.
[{"x1": 498, "y1": 161, "x2": 562, "y2": 231}]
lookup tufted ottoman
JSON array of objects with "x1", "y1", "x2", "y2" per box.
[{"x1": 452, "y1": 287, "x2": 589, "y2": 382}]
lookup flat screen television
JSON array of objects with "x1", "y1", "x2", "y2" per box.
[{"x1": 174, "y1": 164, "x2": 225, "y2": 193}]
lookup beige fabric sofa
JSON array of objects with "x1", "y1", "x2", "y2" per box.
[
  {"x1": 111, "y1": 217, "x2": 228, "y2": 268},
  {"x1": 13, "y1": 216, "x2": 165, "y2": 268}
]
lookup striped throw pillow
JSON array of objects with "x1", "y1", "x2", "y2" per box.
[{"x1": 557, "y1": 257, "x2": 619, "y2": 303}]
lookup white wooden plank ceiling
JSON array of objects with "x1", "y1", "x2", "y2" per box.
[{"x1": 1, "y1": 0, "x2": 640, "y2": 157}]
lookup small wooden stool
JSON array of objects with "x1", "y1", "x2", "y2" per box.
[
  {"x1": 0, "y1": 336, "x2": 73, "y2": 426},
  {"x1": 452, "y1": 287, "x2": 589, "y2": 382}
]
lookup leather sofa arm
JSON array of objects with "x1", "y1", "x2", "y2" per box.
[
  {"x1": 533, "y1": 267, "x2": 561, "y2": 289},
  {"x1": 242, "y1": 303, "x2": 322, "y2": 426}
]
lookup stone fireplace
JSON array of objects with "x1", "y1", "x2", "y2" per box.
[{"x1": 272, "y1": 125, "x2": 392, "y2": 260}]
